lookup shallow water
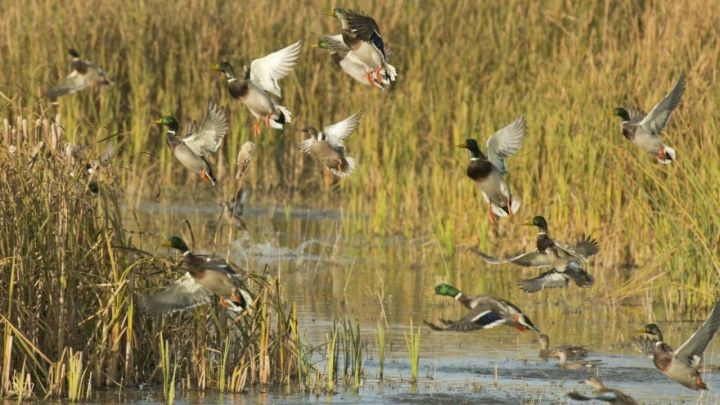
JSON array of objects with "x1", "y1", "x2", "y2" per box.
[{"x1": 103, "y1": 200, "x2": 720, "y2": 404}]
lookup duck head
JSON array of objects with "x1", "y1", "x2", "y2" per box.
[
  {"x1": 611, "y1": 107, "x2": 631, "y2": 121},
  {"x1": 154, "y1": 116, "x2": 179, "y2": 132},
  {"x1": 162, "y1": 236, "x2": 190, "y2": 253},
  {"x1": 434, "y1": 283, "x2": 460, "y2": 298},
  {"x1": 523, "y1": 216, "x2": 549, "y2": 233},
  {"x1": 457, "y1": 139, "x2": 484, "y2": 159}
]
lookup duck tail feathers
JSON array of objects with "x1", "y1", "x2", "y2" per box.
[
  {"x1": 658, "y1": 145, "x2": 676, "y2": 164},
  {"x1": 330, "y1": 156, "x2": 355, "y2": 177},
  {"x1": 271, "y1": 106, "x2": 292, "y2": 128},
  {"x1": 383, "y1": 63, "x2": 397, "y2": 82},
  {"x1": 491, "y1": 197, "x2": 521, "y2": 218}
]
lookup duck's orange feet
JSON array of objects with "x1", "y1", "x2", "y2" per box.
[
  {"x1": 374, "y1": 67, "x2": 384, "y2": 82},
  {"x1": 487, "y1": 204, "x2": 497, "y2": 226},
  {"x1": 218, "y1": 297, "x2": 230, "y2": 309},
  {"x1": 365, "y1": 71, "x2": 374, "y2": 86},
  {"x1": 199, "y1": 169, "x2": 213, "y2": 184},
  {"x1": 506, "y1": 196, "x2": 513, "y2": 217},
  {"x1": 253, "y1": 118, "x2": 262, "y2": 136},
  {"x1": 264, "y1": 112, "x2": 273, "y2": 129},
  {"x1": 657, "y1": 146, "x2": 666, "y2": 161}
]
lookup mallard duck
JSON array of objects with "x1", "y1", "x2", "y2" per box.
[
  {"x1": 551, "y1": 350, "x2": 602, "y2": 370},
  {"x1": 425, "y1": 283, "x2": 541, "y2": 334},
  {"x1": 154, "y1": 101, "x2": 229, "y2": 186},
  {"x1": 327, "y1": 8, "x2": 397, "y2": 85},
  {"x1": 47, "y1": 48, "x2": 112, "y2": 100},
  {"x1": 517, "y1": 262, "x2": 595, "y2": 293},
  {"x1": 235, "y1": 141, "x2": 256, "y2": 180},
  {"x1": 457, "y1": 117, "x2": 526, "y2": 224},
  {"x1": 567, "y1": 377, "x2": 638, "y2": 404},
  {"x1": 480, "y1": 216, "x2": 598, "y2": 272},
  {"x1": 222, "y1": 186, "x2": 252, "y2": 229},
  {"x1": 636, "y1": 300, "x2": 720, "y2": 390},
  {"x1": 633, "y1": 323, "x2": 662, "y2": 355},
  {"x1": 538, "y1": 333, "x2": 589, "y2": 360},
  {"x1": 299, "y1": 112, "x2": 361, "y2": 178},
  {"x1": 211, "y1": 41, "x2": 301, "y2": 136},
  {"x1": 137, "y1": 237, "x2": 252, "y2": 314},
  {"x1": 611, "y1": 73, "x2": 685, "y2": 164},
  {"x1": 313, "y1": 35, "x2": 386, "y2": 90}
]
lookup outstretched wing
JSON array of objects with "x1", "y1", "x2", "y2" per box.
[
  {"x1": 425, "y1": 309, "x2": 508, "y2": 333},
  {"x1": 47, "y1": 71, "x2": 90, "y2": 99},
  {"x1": 136, "y1": 273, "x2": 212, "y2": 314},
  {"x1": 182, "y1": 102, "x2": 229, "y2": 157},
  {"x1": 250, "y1": 41, "x2": 302, "y2": 98},
  {"x1": 486, "y1": 116, "x2": 526, "y2": 174},
  {"x1": 345, "y1": 10, "x2": 385, "y2": 56},
  {"x1": 323, "y1": 112, "x2": 362, "y2": 148},
  {"x1": 675, "y1": 300, "x2": 720, "y2": 367},
  {"x1": 563, "y1": 262, "x2": 595, "y2": 288},
  {"x1": 639, "y1": 73, "x2": 685, "y2": 136},
  {"x1": 319, "y1": 34, "x2": 351, "y2": 53},
  {"x1": 519, "y1": 270, "x2": 569, "y2": 293},
  {"x1": 555, "y1": 235, "x2": 599, "y2": 260},
  {"x1": 479, "y1": 250, "x2": 553, "y2": 267}
]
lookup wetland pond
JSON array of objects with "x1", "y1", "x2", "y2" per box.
[{"x1": 41, "y1": 200, "x2": 720, "y2": 404}]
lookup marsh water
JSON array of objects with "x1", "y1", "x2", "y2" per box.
[{"x1": 95, "y1": 199, "x2": 720, "y2": 404}]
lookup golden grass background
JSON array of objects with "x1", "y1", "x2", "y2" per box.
[{"x1": 2, "y1": 1, "x2": 720, "y2": 312}]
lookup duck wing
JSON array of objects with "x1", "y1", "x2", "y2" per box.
[
  {"x1": 344, "y1": 11, "x2": 385, "y2": 56},
  {"x1": 182, "y1": 101, "x2": 229, "y2": 157},
  {"x1": 563, "y1": 261, "x2": 595, "y2": 287},
  {"x1": 638, "y1": 73, "x2": 685, "y2": 136},
  {"x1": 519, "y1": 270, "x2": 569, "y2": 293},
  {"x1": 675, "y1": 300, "x2": 720, "y2": 367},
  {"x1": 137, "y1": 273, "x2": 213, "y2": 314},
  {"x1": 485, "y1": 116, "x2": 526, "y2": 175},
  {"x1": 319, "y1": 34, "x2": 351, "y2": 53},
  {"x1": 479, "y1": 250, "x2": 554, "y2": 267},
  {"x1": 249, "y1": 41, "x2": 302, "y2": 98},
  {"x1": 47, "y1": 70, "x2": 90, "y2": 99},
  {"x1": 323, "y1": 112, "x2": 362, "y2": 149},
  {"x1": 555, "y1": 235, "x2": 599, "y2": 260}
]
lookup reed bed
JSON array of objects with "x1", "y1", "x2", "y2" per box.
[{"x1": 0, "y1": 116, "x2": 320, "y2": 399}]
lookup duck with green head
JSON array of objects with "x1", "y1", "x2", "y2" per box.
[
  {"x1": 458, "y1": 117, "x2": 526, "y2": 225},
  {"x1": 211, "y1": 41, "x2": 301, "y2": 136},
  {"x1": 425, "y1": 283, "x2": 541, "y2": 335},
  {"x1": 154, "y1": 101, "x2": 229, "y2": 186},
  {"x1": 137, "y1": 237, "x2": 252, "y2": 314},
  {"x1": 298, "y1": 112, "x2": 362, "y2": 178},
  {"x1": 47, "y1": 48, "x2": 112, "y2": 100},
  {"x1": 480, "y1": 215, "x2": 598, "y2": 270},
  {"x1": 326, "y1": 8, "x2": 397, "y2": 85},
  {"x1": 636, "y1": 301, "x2": 720, "y2": 390},
  {"x1": 312, "y1": 35, "x2": 387, "y2": 89},
  {"x1": 634, "y1": 323, "x2": 663, "y2": 355},
  {"x1": 611, "y1": 73, "x2": 684, "y2": 164}
]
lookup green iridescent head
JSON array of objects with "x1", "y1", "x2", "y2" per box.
[
  {"x1": 611, "y1": 107, "x2": 630, "y2": 121},
  {"x1": 434, "y1": 283, "x2": 460, "y2": 298},
  {"x1": 211, "y1": 61, "x2": 235, "y2": 76},
  {"x1": 162, "y1": 236, "x2": 189, "y2": 252},
  {"x1": 154, "y1": 116, "x2": 179, "y2": 132}
]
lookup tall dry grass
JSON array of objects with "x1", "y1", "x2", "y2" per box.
[{"x1": 0, "y1": 115, "x2": 316, "y2": 399}]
